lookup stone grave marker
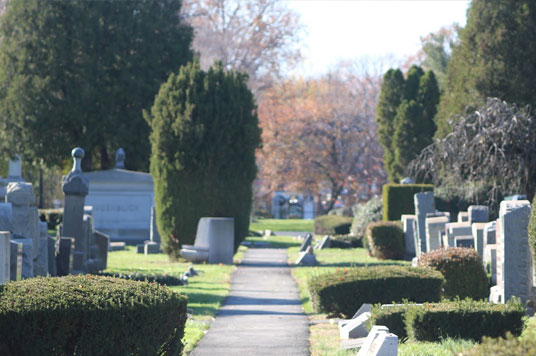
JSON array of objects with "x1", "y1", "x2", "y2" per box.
[
  {"x1": 468, "y1": 205, "x2": 489, "y2": 223},
  {"x1": 47, "y1": 235, "x2": 56, "y2": 276},
  {"x1": 414, "y1": 192, "x2": 435, "y2": 254},
  {"x1": 444, "y1": 222, "x2": 472, "y2": 248},
  {"x1": 0, "y1": 231, "x2": 10, "y2": 284},
  {"x1": 490, "y1": 200, "x2": 532, "y2": 304},
  {"x1": 56, "y1": 237, "x2": 74, "y2": 276},
  {"x1": 17, "y1": 237, "x2": 33, "y2": 278},
  {"x1": 296, "y1": 245, "x2": 317, "y2": 266},
  {"x1": 401, "y1": 215, "x2": 416, "y2": 258},
  {"x1": 357, "y1": 325, "x2": 398, "y2": 356},
  {"x1": 425, "y1": 216, "x2": 449, "y2": 252},
  {"x1": 339, "y1": 312, "x2": 371, "y2": 339},
  {"x1": 315, "y1": 235, "x2": 331, "y2": 250},
  {"x1": 455, "y1": 235, "x2": 474, "y2": 248},
  {"x1": 9, "y1": 240, "x2": 21, "y2": 281},
  {"x1": 457, "y1": 212, "x2": 469, "y2": 223},
  {"x1": 484, "y1": 243, "x2": 497, "y2": 285},
  {"x1": 472, "y1": 222, "x2": 487, "y2": 257},
  {"x1": 299, "y1": 233, "x2": 313, "y2": 252},
  {"x1": 339, "y1": 303, "x2": 372, "y2": 329},
  {"x1": 34, "y1": 221, "x2": 49, "y2": 276},
  {"x1": 0, "y1": 203, "x2": 13, "y2": 231},
  {"x1": 484, "y1": 221, "x2": 496, "y2": 245}
]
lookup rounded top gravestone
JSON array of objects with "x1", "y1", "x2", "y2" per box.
[{"x1": 6, "y1": 182, "x2": 35, "y2": 206}]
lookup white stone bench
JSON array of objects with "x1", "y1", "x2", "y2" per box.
[{"x1": 180, "y1": 217, "x2": 234, "y2": 264}]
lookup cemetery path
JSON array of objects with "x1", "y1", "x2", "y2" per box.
[{"x1": 191, "y1": 248, "x2": 310, "y2": 356}]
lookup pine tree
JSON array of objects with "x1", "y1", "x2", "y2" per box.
[
  {"x1": 393, "y1": 100, "x2": 424, "y2": 181},
  {"x1": 435, "y1": 0, "x2": 536, "y2": 138},
  {"x1": 149, "y1": 61, "x2": 261, "y2": 258},
  {"x1": 416, "y1": 70, "x2": 439, "y2": 147}
]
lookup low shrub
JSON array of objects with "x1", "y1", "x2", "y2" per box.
[
  {"x1": 459, "y1": 334, "x2": 536, "y2": 356},
  {"x1": 329, "y1": 234, "x2": 363, "y2": 248},
  {"x1": 97, "y1": 271, "x2": 184, "y2": 286},
  {"x1": 368, "y1": 304, "x2": 411, "y2": 340},
  {"x1": 382, "y1": 184, "x2": 433, "y2": 221},
  {"x1": 417, "y1": 248, "x2": 488, "y2": 300},
  {"x1": 350, "y1": 196, "x2": 382, "y2": 240},
  {"x1": 307, "y1": 266, "x2": 443, "y2": 317},
  {"x1": 405, "y1": 298, "x2": 525, "y2": 342},
  {"x1": 314, "y1": 215, "x2": 353, "y2": 235},
  {"x1": 366, "y1": 221, "x2": 404, "y2": 260},
  {"x1": 0, "y1": 275, "x2": 187, "y2": 356}
]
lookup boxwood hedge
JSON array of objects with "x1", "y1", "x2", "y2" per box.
[
  {"x1": 307, "y1": 266, "x2": 444, "y2": 317},
  {"x1": 0, "y1": 275, "x2": 188, "y2": 356}
]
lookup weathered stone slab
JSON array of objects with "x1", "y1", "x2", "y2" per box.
[
  {"x1": 296, "y1": 245, "x2": 317, "y2": 266},
  {"x1": 339, "y1": 312, "x2": 371, "y2": 339},
  {"x1": 339, "y1": 303, "x2": 372, "y2": 329},
  {"x1": 414, "y1": 192, "x2": 435, "y2": 254},
  {"x1": 86, "y1": 230, "x2": 109, "y2": 274},
  {"x1": 444, "y1": 222, "x2": 472, "y2": 248},
  {"x1": 0, "y1": 232, "x2": 10, "y2": 284},
  {"x1": 299, "y1": 233, "x2": 313, "y2": 252},
  {"x1": 401, "y1": 215, "x2": 416, "y2": 258},
  {"x1": 14, "y1": 237, "x2": 33, "y2": 279},
  {"x1": 315, "y1": 235, "x2": 331, "y2": 250},
  {"x1": 425, "y1": 216, "x2": 449, "y2": 252},
  {"x1": 109, "y1": 241, "x2": 126, "y2": 251},
  {"x1": 0, "y1": 203, "x2": 13, "y2": 231},
  {"x1": 472, "y1": 223, "x2": 487, "y2": 257},
  {"x1": 457, "y1": 212, "x2": 469, "y2": 223},
  {"x1": 468, "y1": 205, "x2": 489, "y2": 223},
  {"x1": 490, "y1": 200, "x2": 531, "y2": 304},
  {"x1": 357, "y1": 325, "x2": 398, "y2": 356},
  {"x1": 9, "y1": 240, "x2": 21, "y2": 281},
  {"x1": 484, "y1": 221, "x2": 496, "y2": 246},
  {"x1": 144, "y1": 241, "x2": 160, "y2": 255}
]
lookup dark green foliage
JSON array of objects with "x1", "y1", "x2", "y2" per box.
[
  {"x1": 436, "y1": 0, "x2": 536, "y2": 137},
  {"x1": 39, "y1": 208, "x2": 63, "y2": 230},
  {"x1": 365, "y1": 221, "x2": 404, "y2": 260},
  {"x1": 417, "y1": 71, "x2": 439, "y2": 144},
  {"x1": 530, "y1": 196, "x2": 536, "y2": 277},
  {"x1": 393, "y1": 100, "x2": 424, "y2": 178},
  {"x1": 368, "y1": 304, "x2": 410, "y2": 340},
  {"x1": 434, "y1": 182, "x2": 491, "y2": 220},
  {"x1": 149, "y1": 61, "x2": 261, "y2": 257},
  {"x1": 405, "y1": 298, "x2": 525, "y2": 342},
  {"x1": 417, "y1": 248, "x2": 489, "y2": 300},
  {"x1": 328, "y1": 234, "x2": 363, "y2": 249},
  {"x1": 314, "y1": 215, "x2": 353, "y2": 235},
  {"x1": 382, "y1": 184, "x2": 434, "y2": 221},
  {"x1": 0, "y1": 275, "x2": 188, "y2": 356},
  {"x1": 350, "y1": 196, "x2": 383, "y2": 239},
  {"x1": 404, "y1": 65, "x2": 424, "y2": 101},
  {"x1": 307, "y1": 266, "x2": 443, "y2": 317},
  {"x1": 97, "y1": 272, "x2": 183, "y2": 286},
  {"x1": 0, "y1": 0, "x2": 193, "y2": 171},
  {"x1": 460, "y1": 334, "x2": 536, "y2": 356}
]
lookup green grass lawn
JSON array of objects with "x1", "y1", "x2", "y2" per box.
[
  {"x1": 106, "y1": 245, "x2": 246, "y2": 355},
  {"x1": 250, "y1": 218, "x2": 314, "y2": 232},
  {"x1": 287, "y1": 242, "x2": 476, "y2": 355}
]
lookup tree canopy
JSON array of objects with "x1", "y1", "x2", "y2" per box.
[
  {"x1": 0, "y1": 0, "x2": 193, "y2": 171},
  {"x1": 435, "y1": 0, "x2": 536, "y2": 137}
]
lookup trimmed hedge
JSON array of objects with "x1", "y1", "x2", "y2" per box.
[
  {"x1": 417, "y1": 248, "x2": 488, "y2": 300},
  {"x1": 97, "y1": 271, "x2": 184, "y2": 286},
  {"x1": 382, "y1": 184, "x2": 434, "y2": 221},
  {"x1": 314, "y1": 215, "x2": 353, "y2": 235},
  {"x1": 0, "y1": 275, "x2": 188, "y2": 356},
  {"x1": 405, "y1": 298, "x2": 525, "y2": 342},
  {"x1": 460, "y1": 334, "x2": 536, "y2": 356},
  {"x1": 368, "y1": 304, "x2": 411, "y2": 340},
  {"x1": 329, "y1": 234, "x2": 363, "y2": 248},
  {"x1": 307, "y1": 266, "x2": 444, "y2": 317},
  {"x1": 366, "y1": 221, "x2": 404, "y2": 260}
]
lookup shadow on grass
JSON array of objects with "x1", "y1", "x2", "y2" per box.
[{"x1": 313, "y1": 261, "x2": 409, "y2": 268}]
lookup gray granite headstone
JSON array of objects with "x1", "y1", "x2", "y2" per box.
[
  {"x1": 490, "y1": 200, "x2": 532, "y2": 304},
  {"x1": 144, "y1": 241, "x2": 160, "y2": 255},
  {"x1": 296, "y1": 246, "x2": 317, "y2": 266},
  {"x1": 444, "y1": 222, "x2": 472, "y2": 248},
  {"x1": 457, "y1": 212, "x2": 469, "y2": 223},
  {"x1": 62, "y1": 148, "x2": 89, "y2": 273},
  {"x1": 9, "y1": 240, "x2": 22, "y2": 281},
  {"x1": 32, "y1": 221, "x2": 49, "y2": 277},
  {"x1": 468, "y1": 205, "x2": 489, "y2": 223},
  {"x1": 299, "y1": 233, "x2": 313, "y2": 252},
  {"x1": 455, "y1": 236, "x2": 474, "y2": 248},
  {"x1": 47, "y1": 236, "x2": 56, "y2": 276},
  {"x1": 86, "y1": 231, "x2": 109, "y2": 274},
  {"x1": 315, "y1": 235, "x2": 331, "y2": 250},
  {"x1": 484, "y1": 221, "x2": 496, "y2": 245},
  {"x1": 56, "y1": 237, "x2": 74, "y2": 276},
  {"x1": 414, "y1": 192, "x2": 435, "y2": 254},
  {"x1": 472, "y1": 222, "x2": 487, "y2": 257},
  {"x1": 425, "y1": 216, "x2": 449, "y2": 252},
  {"x1": 0, "y1": 231, "x2": 10, "y2": 284},
  {"x1": 401, "y1": 215, "x2": 416, "y2": 259},
  {"x1": 13, "y1": 237, "x2": 33, "y2": 279},
  {"x1": 0, "y1": 203, "x2": 13, "y2": 231}
]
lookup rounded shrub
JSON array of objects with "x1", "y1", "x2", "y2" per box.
[
  {"x1": 0, "y1": 275, "x2": 187, "y2": 356},
  {"x1": 365, "y1": 221, "x2": 405, "y2": 260},
  {"x1": 149, "y1": 60, "x2": 261, "y2": 257},
  {"x1": 417, "y1": 247, "x2": 488, "y2": 300},
  {"x1": 459, "y1": 334, "x2": 536, "y2": 356}
]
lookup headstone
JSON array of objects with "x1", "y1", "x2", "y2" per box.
[
  {"x1": 401, "y1": 215, "x2": 416, "y2": 259},
  {"x1": 425, "y1": 216, "x2": 449, "y2": 252},
  {"x1": 136, "y1": 243, "x2": 145, "y2": 254},
  {"x1": 9, "y1": 240, "x2": 22, "y2": 281},
  {"x1": 357, "y1": 326, "x2": 398, "y2": 356},
  {"x1": 455, "y1": 236, "x2": 474, "y2": 248},
  {"x1": 296, "y1": 245, "x2": 317, "y2": 266},
  {"x1": 56, "y1": 237, "x2": 74, "y2": 276},
  {"x1": 0, "y1": 203, "x2": 13, "y2": 231},
  {"x1": 484, "y1": 244, "x2": 497, "y2": 285},
  {"x1": 484, "y1": 221, "x2": 496, "y2": 245},
  {"x1": 414, "y1": 192, "x2": 435, "y2": 254},
  {"x1": 339, "y1": 303, "x2": 372, "y2": 329},
  {"x1": 62, "y1": 148, "x2": 89, "y2": 273},
  {"x1": 472, "y1": 222, "x2": 487, "y2": 257},
  {"x1": 0, "y1": 231, "x2": 10, "y2": 284},
  {"x1": 7, "y1": 155, "x2": 23, "y2": 181},
  {"x1": 339, "y1": 312, "x2": 371, "y2": 339},
  {"x1": 109, "y1": 242, "x2": 126, "y2": 251},
  {"x1": 6, "y1": 182, "x2": 40, "y2": 267},
  {"x1": 144, "y1": 241, "x2": 160, "y2": 255},
  {"x1": 303, "y1": 195, "x2": 315, "y2": 219},
  {"x1": 33, "y1": 221, "x2": 49, "y2": 276},
  {"x1": 47, "y1": 235, "x2": 56, "y2": 276},
  {"x1": 16, "y1": 237, "x2": 33, "y2": 278},
  {"x1": 150, "y1": 205, "x2": 160, "y2": 244},
  {"x1": 86, "y1": 231, "x2": 109, "y2": 274},
  {"x1": 444, "y1": 222, "x2": 472, "y2": 248},
  {"x1": 468, "y1": 205, "x2": 489, "y2": 223},
  {"x1": 457, "y1": 212, "x2": 469, "y2": 223},
  {"x1": 316, "y1": 235, "x2": 331, "y2": 250},
  {"x1": 299, "y1": 233, "x2": 313, "y2": 252},
  {"x1": 490, "y1": 200, "x2": 532, "y2": 304}
]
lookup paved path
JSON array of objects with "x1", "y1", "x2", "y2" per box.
[{"x1": 191, "y1": 248, "x2": 309, "y2": 356}]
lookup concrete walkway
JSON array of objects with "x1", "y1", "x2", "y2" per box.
[{"x1": 191, "y1": 248, "x2": 310, "y2": 356}]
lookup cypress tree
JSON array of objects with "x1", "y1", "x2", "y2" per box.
[
  {"x1": 393, "y1": 100, "x2": 423, "y2": 181},
  {"x1": 148, "y1": 61, "x2": 261, "y2": 258},
  {"x1": 404, "y1": 65, "x2": 425, "y2": 101},
  {"x1": 435, "y1": 0, "x2": 536, "y2": 138},
  {"x1": 416, "y1": 70, "x2": 439, "y2": 147}
]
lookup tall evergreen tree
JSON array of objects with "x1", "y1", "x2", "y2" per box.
[
  {"x1": 417, "y1": 70, "x2": 440, "y2": 146},
  {"x1": 404, "y1": 65, "x2": 424, "y2": 101},
  {"x1": 0, "y1": 0, "x2": 193, "y2": 170},
  {"x1": 393, "y1": 100, "x2": 423, "y2": 179},
  {"x1": 149, "y1": 61, "x2": 261, "y2": 258},
  {"x1": 376, "y1": 69, "x2": 405, "y2": 182},
  {"x1": 435, "y1": 0, "x2": 536, "y2": 138}
]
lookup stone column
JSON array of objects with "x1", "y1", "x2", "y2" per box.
[
  {"x1": 0, "y1": 231, "x2": 10, "y2": 284},
  {"x1": 62, "y1": 147, "x2": 89, "y2": 273}
]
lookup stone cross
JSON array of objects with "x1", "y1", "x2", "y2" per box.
[{"x1": 62, "y1": 147, "x2": 90, "y2": 273}]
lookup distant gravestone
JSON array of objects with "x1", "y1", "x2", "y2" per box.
[
  {"x1": 17, "y1": 237, "x2": 33, "y2": 279},
  {"x1": 316, "y1": 235, "x2": 331, "y2": 250},
  {"x1": 484, "y1": 243, "x2": 497, "y2": 285},
  {"x1": 457, "y1": 212, "x2": 469, "y2": 223},
  {"x1": 47, "y1": 235, "x2": 56, "y2": 276},
  {"x1": 56, "y1": 237, "x2": 74, "y2": 276},
  {"x1": 472, "y1": 223, "x2": 487, "y2": 257},
  {"x1": 357, "y1": 326, "x2": 398, "y2": 356},
  {"x1": 444, "y1": 222, "x2": 472, "y2": 248},
  {"x1": 0, "y1": 232, "x2": 10, "y2": 284},
  {"x1": 0, "y1": 203, "x2": 13, "y2": 231},
  {"x1": 490, "y1": 200, "x2": 532, "y2": 304},
  {"x1": 484, "y1": 221, "x2": 496, "y2": 245},
  {"x1": 339, "y1": 312, "x2": 371, "y2": 339},
  {"x1": 299, "y1": 233, "x2": 313, "y2": 252},
  {"x1": 33, "y1": 221, "x2": 49, "y2": 276},
  {"x1": 401, "y1": 215, "x2": 416, "y2": 259},
  {"x1": 455, "y1": 235, "x2": 474, "y2": 248},
  {"x1": 9, "y1": 240, "x2": 22, "y2": 281},
  {"x1": 296, "y1": 245, "x2": 317, "y2": 266},
  {"x1": 414, "y1": 192, "x2": 435, "y2": 253},
  {"x1": 425, "y1": 216, "x2": 449, "y2": 252},
  {"x1": 468, "y1": 205, "x2": 489, "y2": 223},
  {"x1": 62, "y1": 148, "x2": 89, "y2": 273}
]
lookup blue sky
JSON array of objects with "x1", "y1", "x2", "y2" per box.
[{"x1": 286, "y1": 0, "x2": 470, "y2": 76}]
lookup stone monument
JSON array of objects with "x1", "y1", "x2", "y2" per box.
[
  {"x1": 414, "y1": 192, "x2": 435, "y2": 254},
  {"x1": 0, "y1": 231, "x2": 10, "y2": 284}
]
